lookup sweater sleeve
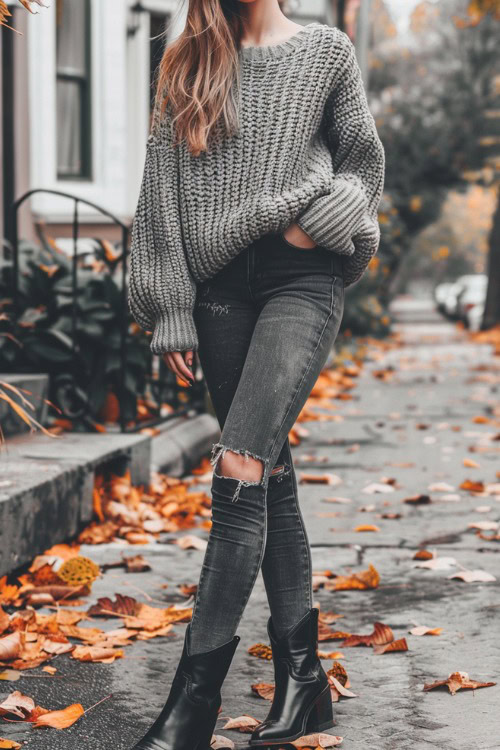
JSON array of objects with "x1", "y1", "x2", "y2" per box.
[
  {"x1": 128, "y1": 122, "x2": 198, "y2": 354},
  {"x1": 296, "y1": 32, "x2": 385, "y2": 287}
]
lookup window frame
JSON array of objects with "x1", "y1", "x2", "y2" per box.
[{"x1": 55, "y1": 0, "x2": 93, "y2": 181}]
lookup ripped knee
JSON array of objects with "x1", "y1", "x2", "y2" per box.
[{"x1": 210, "y1": 443, "x2": 266, "y2": 483}]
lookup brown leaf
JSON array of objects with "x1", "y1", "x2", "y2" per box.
[
  {"x1": 124, "y1": 555, "x2": 151, "y2": 573},
  {"x1": 403, "y1": 494, "x2": 431, "y2": 505},
  {"x1": 87, "y1": 594, "x2": 139, "y2": 618},
  {"x1": 409, "y1": 626, "x2": 442, "y2": 636},
  {"x1": 299, "y1": 473, "x2": 342, "y2": 485},
  {"x1": 222, "y1": 715, "x2": 260, "y2": 732},
  {"x1": 248, "y1": 643, "x2": 273, "y2": 660},
  {"x1": 0, "y1": 690, "x2": 36, "y2": 718},
  {"x1": 373, "y1": 638, "x2": 408, "y2": 654},
  {"x1": 292, "y1": 733, "x2": 343, "y2": 747},
  {"x1": 0, "y1": 739, "x2": 22, "y2": 749},
  {"x1": 448, "y1": 569, "x2": 496, "y2": 583},
  {"x1": 175, "y1": 536, "x2": 207, "y2": 551},
  {"x1": 71, "y1": 646, "x2": 124, "y2": 663},
  {"x1": 0, "y1": 607, "x2": 10, "y2": 636},
  {"x1": 251, "y1": 682, "x2": 275, "y2": 701},
  {"x1": 0, "y1": 632, "x2": 23, "y2": 662},
  {"x1": 423, "y1": 671, "x2": 496, "y2": 695},
  {"x1": 459, "y1": 479, "x2": 485, "y2": 493},
  {"x1": 342, "y1": 622, "x2": 394, "y2": 648},
  {"x1": 413, "y1": 549, "x2": 434, "y2": 560},
  {"x1": 33, "y1": 703, "x2": 84, "y2": 729},
  {"x1": 331, "y1": 564, "x2": 380, "y2": 591},
  {"x1": 42, "y1": 636, "x2": 74, "y2": 655}
]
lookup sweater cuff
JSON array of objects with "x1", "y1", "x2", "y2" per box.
[
  {"x1": 150, "y1": 308, "x2": 199, "y2": 354},
  {"x1": 296, "y1": 177, "x2": 368, "y2": 253}
]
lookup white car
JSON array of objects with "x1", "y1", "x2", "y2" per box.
[
  {"x1": 456, "y1": 275, "x2": 488, "y2": 328},
  {"x1": 434, "y1": 282, "x2": 454, "y2": 312}
]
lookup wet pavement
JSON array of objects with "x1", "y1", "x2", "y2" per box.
[{"x1": 1, "y1": 299, "x2": 499, "y2": 750}]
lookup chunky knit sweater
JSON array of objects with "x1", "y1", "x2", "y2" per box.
[{"x1": 128, "y1": 22, "x2": 385, "y2": 354}]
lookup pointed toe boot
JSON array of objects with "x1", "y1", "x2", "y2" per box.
[
  {"x1": 134, "y1": 623, "x2": 240, "y2": 750},
  {"x1": 250, "y1": 607, "x2": 334, "y2": 746}
]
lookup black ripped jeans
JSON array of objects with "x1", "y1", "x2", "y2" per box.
[{"x1": 188, "y1": 231, "x2": 344, "y2": 654}]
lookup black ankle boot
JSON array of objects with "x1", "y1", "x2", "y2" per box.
[
  {"x1": 134, "y1": 623, "x2": 240, "y2": 750},
  {"x1": 250, "y1": 607, "x2": 334, "y2": 746}
]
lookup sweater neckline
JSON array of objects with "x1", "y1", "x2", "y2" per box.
[{"x1": 239, "y1": 22, "x2": 321, "y2": 63}]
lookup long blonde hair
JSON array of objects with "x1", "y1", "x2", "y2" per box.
[{"x1": 152, "y1": 0, "x2": 246, "y2": 156}]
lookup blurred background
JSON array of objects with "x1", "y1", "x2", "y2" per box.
[{"x1": 0, "y1": 0, "x2": 499, "y2": 433}]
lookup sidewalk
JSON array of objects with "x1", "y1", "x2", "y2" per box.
[{"x1": 1, "y1": 299, "x2": 499, "y2": 750}]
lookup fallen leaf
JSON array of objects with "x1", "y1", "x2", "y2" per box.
[
  {"x1": 423, "y1": 671, "x2": 496, "y2": 695},
  {"x1": 71, "y1": 646, "x2": 124, "y2": 663},
  {"x1": 210, "y1": 736, "x2": 235, "y2": 749},
  {"x1": 460, "y1": 479, "x2": 485, "y2": 494},
  {"x1": 409, "y1": 626, "x2": 443, "y2": 636},
  {"x1": 463, "y1": 458, "x2": 480, "y2": 468},
  {"x1": 33, "y1": 703, "x2": 84, "y2": 729},
  {"x1": 175, "y1": 536, "x2": 208, "y2": 551},
  {"x1": 248, "y1": 643, "x2": 273, "y2": 660},
  {"x1": 0, "y1": 739, "x2": 21, "y2": 749},
  {"x1": 373, "y1": 638, "x2": 408, "y2": 654},
  {"x1": 403, "y1": 494, "x2": 431, "y2": 505},
  {"x1": 0, "y1": 670, "x2": 21, "y2": 682},
  {"x1": 354, "y1": 524, "x2": 380, "y2": 532},
  {"x1": 300, "y1": 473, "x2": 342, "y2": 486},
  {"x1": 414, "y1": 556, "x2": 457, "y2": 570},
  {"x1": 222, "y1": 715, "x2": 260, "y2": 732},
  {"x1": 328, "y1": 675, "x2": 357, "y2": 702},
  {"x1": 0, "y1": 690, "x2": 35, "y2": 718},
  {"x1": 342, "y1": 622, "x2": 394, "y2": 648},
  {"x1": 323, "y1": 496, "x2": 352, "y2": 504},
  {"x1": 413, "y1": 549, "x2": 434, "y2": 560},
  {"x1": 292, "y1": 733, "x2": 343, "y2": 746},
  {"x1": 331, "y1": 564, "x2": 380, "y2": 591},
  {"x1": 0, "y1": 632, "x2": 22, "y2": 661},
  {"x1": 448, "y1": 569, "x2": 496, "y2": 583},
  {"x1": 251, "y1": 683, "x2": 275, "y2": 701}
]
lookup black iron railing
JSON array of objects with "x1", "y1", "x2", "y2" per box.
[{"x1": 6, "y1": 188, "x2": 205, "y2": 432}]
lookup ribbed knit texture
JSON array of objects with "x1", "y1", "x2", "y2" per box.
[{"x1": 128, "y1": 23, "x2": 385, "y2": 354}]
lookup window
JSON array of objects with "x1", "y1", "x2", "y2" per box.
[{"x1": 56, "y1": 0, "x2": 92, "y2": 179}]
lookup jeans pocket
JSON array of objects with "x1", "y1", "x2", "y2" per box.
[{"x1": 279, "y1": 231, "x2": 318, "y2": 251}]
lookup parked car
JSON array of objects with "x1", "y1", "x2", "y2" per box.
[
  {"x1": 456, "y1": 274, "x2": 488, "y2": 329},
  {"x1": 442, "y1": 278, "x2": 469, "y2": 318},
  {"x1": 434, "y1": 282, "x2": 454, "y2": 313}
]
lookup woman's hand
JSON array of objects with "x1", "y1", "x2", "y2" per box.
[
  {"x1": 283, "y1": 222, "x2": 317, "y2": 249},
  {"x1": 163, "y1": 350, "x2": 195, "y2": 387}
]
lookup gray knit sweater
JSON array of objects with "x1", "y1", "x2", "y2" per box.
[{"x1": 128, "y1": 23, "x2": 385, "y2": 354}]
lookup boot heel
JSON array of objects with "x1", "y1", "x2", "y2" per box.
[{"x1": 305, "y1": 685, "x2": 334, "y2": 734}]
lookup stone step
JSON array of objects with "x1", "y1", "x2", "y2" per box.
[{"x1": 0, "y1": 413, "x2": 219, "y2": 577}]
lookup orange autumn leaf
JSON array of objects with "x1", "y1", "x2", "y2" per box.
[
  {"x1": 0, "y1": 690, "x2": 35, "y2": 719},
  {"x1": 332, "y1": 564, "x2": 380, "y2": 591},
  {"x1": 423, "y1": 671, "x2": 496, "y2": 695},
  {"x1": 299, "y1": 473, "x2": 342, "y2": 485},
  {"x1": 71, "y1": 646, "x2": 124, "y2": 663},
  {"x1": 409, "y1": 626, "x2": 443, "y2": 636},
  {"x1": 460, "y1": 479, "x2": 485, "y2": 493},
  {"x1": 292, "y1": 733, "x2": 343, "y2": 747},
  {"x1": 354, "y1": 524, "x2": 380, "y2": 532},
  {"x1": 0, "y1": 740, "x2": 22, "y2": 749},
  {"x1": 0, "y1": 632, "x2": 23, "y2": 661},
  {"x1": 342, "y1": 622, "x2": 394, "y2": 648},
  {"x1": 373, "y1": 637, "x2": 408, "y2": 655},
  {"x1": 413, "y1": 549, "x2": 434, "y2": 560},
  {"x1": 33, "y1": 703, "x2": 84, "y2": 729},
  {"x1": 222, "y1": 715, "x2": 261, "y2": 732},
  {"x1": 251, "y1": 682, "x2": 275, "y2": 701},
  {"x1": 0, "y1": 577, "x2": 19, "y2": 604},
  {"x1": 248, "y1": 643, "x2": 273, "y2": 660}
]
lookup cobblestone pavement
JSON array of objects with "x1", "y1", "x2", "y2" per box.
[{"x1": 2, "y1": 299, "x2": 499, "y2": 750}]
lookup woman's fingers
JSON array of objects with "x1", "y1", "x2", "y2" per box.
[{"x1": 164, "y1": 351, "x2": 194, "y2": 386}]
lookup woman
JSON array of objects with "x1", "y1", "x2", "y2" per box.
[{"x1": 128, "y1": 0, "x2": 384, "y2": 747}]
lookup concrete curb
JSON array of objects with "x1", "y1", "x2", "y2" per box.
[{"x1": 0, "y1": 413, "x2": 219, "y2": 575}]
